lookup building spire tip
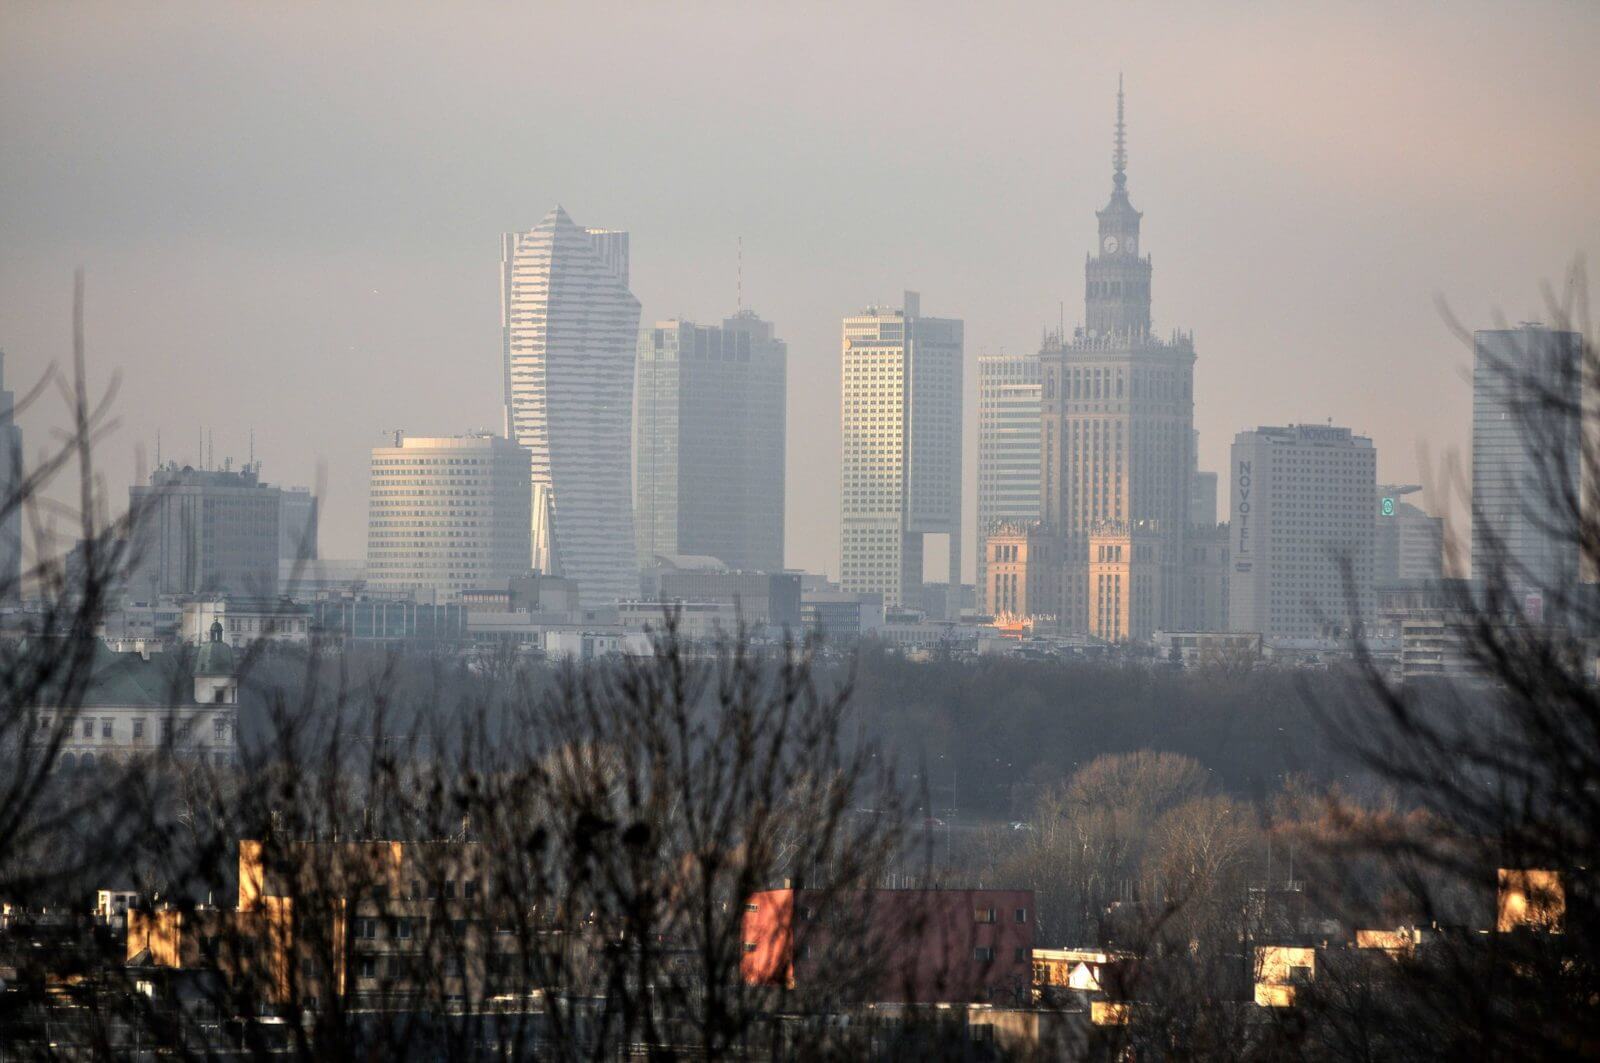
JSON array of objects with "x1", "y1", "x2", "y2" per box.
[{"x1": 1113, "y1": 75, "x2": 1127, "y2": 184}]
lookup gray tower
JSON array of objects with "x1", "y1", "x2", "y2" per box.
[
  {"x1": 1471, "y1": 325, "x2": 1584, "y2": 616},
  {"x1": 0, "y1": 352, "x2": 22, "y2": 602},
  {"x1": 1040, "y1": 80, "x2": 1195, "y2": 636}
]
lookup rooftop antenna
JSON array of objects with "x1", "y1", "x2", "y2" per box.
[
  {"x1": 207, "y1": 429, "x2": 213, "y2": 472},
  {"x1": 249, "y1": 428, "x2": 255, "y2": 471},
  {"x1": 197, "y1": 426, "x2": 202, "y2": 469},
  {"x1": 155, "y1": 430, "x2": 161, "y2": 468},
  {"x1": 737, "y1": 235, "x2": 744, "y2": 313},
  {"x1": 1113, "y1": 72, "x2": 1127, "y2": 187}
]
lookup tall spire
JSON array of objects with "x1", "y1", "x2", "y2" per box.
[{"x1": 1113, "y1": 73, "x2": 1127, "y2": 188}]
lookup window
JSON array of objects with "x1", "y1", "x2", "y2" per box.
[
  {"x1": 973, "y1": 946, "x2": 995, "y2": 962},
  {"x1": 358, "y1": 956, "x2": 377, "y2": 980},
  {"x1": 463, "y1": 879, "x2": 478, "y2": 900},
  {"x1": 743, "y1": 903, "x2": 759, "y2": 913},
  {"x1": 974, "y1": 907, "x2": 996, "y2": 924},
  {"x1": 132, "y1": 719, "x2": 145, "y2": 741},
  {"x1": 356, "y1": 918, "x2": 377, "y2": 940},
  {"x1": 1014, "y1": 948, "x2": 1028, "y2": 963},
  {"x1": 1014, "y1": 907, "x2": 1028, "y2": 923},
  {"x1": 742, "y1": 942, "x2": 757, "y2": 954},
  {"x1": 395, "y1": 918, "x2": 413, "y2": 940},
  {"x1": 214, "y1": 717, "x2": 228, "y2": 741},
  {"x1": 83, "y1": 718, "x2": 95, "y2": 739},
  {"x1": 101, "y1": 719, "x2": 113, "y2": 739}
]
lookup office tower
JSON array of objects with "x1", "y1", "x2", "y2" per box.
[
  {"x1": 975, "y1": 353, "x2": 1042, "y2": 613},
  {"x1": 0, "y1": 352, "x2": 21, "y2": 601},
  {"x1": 1189, "y1": 431, "x2": 1218, "y2": 528},
  {"x1": 1471, "y1": 325, "x2": 1585, "y2": 613},
  {"x1": 279, "y1": 487, "x2": 319, "y2": 563},
  {"x1": 1179, "y1": 523, "x2": 1230, "y2": 632},
  {"x1": 1040, "y1": 81, "x2": 1195, "y2": 635},
  {"x1": 128, "y1": 464, "x2": 283, "y2": 598},
  {"x1": 365, "y1": 433, "x2": 532, "y2": 601},
  {"x1": 1228, "y1": 424, "x2": 1376, "y2": 639},
  {"x1": 635, "y1": 311, "x2": 787, "y2": 571},
  {"x1": 839, "y1": 291, "x2": 963, "y2": 611},
  {"x1": 502, "y1": 207, "x2": 641, "y2": 609},
  {"x1": 1375, "y1": 484, "x2": 1443, "y2": 584}
]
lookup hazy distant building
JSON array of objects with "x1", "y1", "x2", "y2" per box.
[
  {"x1": 1375, "y1": 484, "x2": 1442, "y2": 584},
  {"x1": 502, "y1": 207, "x2": 641, "y2": 609},
  {"x1": 1040, "y1": 82, "x2": 1194, "y2": 634},
  {"x1": 365, "y1": 433, "x2": 532, "y2": 601},
  {"x1": 1179, "y1": 522, "x2": 1230, "y2": 632},
  {"x1": 128, "y1": 463, "x2": 282, "y2": 599},
  {"x1": 1189, "y1": 432, "x2": 1218, "y2": 528},
  {"x1": 0, "y1": 352, "x2": 21, "y2": 601},
  {"x1": 839, "y1": 292, "x2": 963, "y2": 611},
  {"x1": 975, "y1": 353, "x2": 1041, "y2": 613},
  {"x1": 279, "y1": 486, "x2": 318, "y2": 563},
  {"x1": 1471, "y1": 325, "x2": 1584, "y2": 613},
  {"x1": 635, "y1": 312, "x2": 786, "y2": 572},
  {"x1": 1228, "y1": 424, "x2": 1376, "y2": 639}
]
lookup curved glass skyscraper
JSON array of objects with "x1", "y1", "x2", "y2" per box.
[{"x1": 502, "y1": 207, "x2": 641, "y2": 609}]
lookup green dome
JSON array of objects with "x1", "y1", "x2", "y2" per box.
[{"x1": 194, "y1": 620, "x2": 236, "y2": 677}]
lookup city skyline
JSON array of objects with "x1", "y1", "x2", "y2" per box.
[{"x1": 2, "y1": 4, "x2": 1597, "y2": 580}]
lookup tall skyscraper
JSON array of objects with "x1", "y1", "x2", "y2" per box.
[
  {"x1": 502, "y1": 207, "x2": 641, "y2": 609},
  {"x1": 0, "y1": 351, "x2": 21, "y2": 602},
  {"x1": 128, "y1": 463, "x2": 283, "y2": 599},
  {"x1": 1471, "y1": 325, "x2": 1584, "y2": 613},
  {"x1": 366, "y1": 433, "x2": 532, "y2": 601},
  {"x1": 635, "y1": 311, "x2": 787, "y2": 571},
  {"x1": 975, "y1": 353, "x2": 1041, "y2": 613},
  {"x1": 839, "y1": 292, "x2": 963, "y2": 611},
  {"x1": 1040, "y1": 81, "x2": 1195, "y2": 636},
  {"x1": 1228, "y1": 424, "x2": 1376, "y2": 639}
]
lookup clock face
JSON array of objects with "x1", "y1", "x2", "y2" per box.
[{"x1": 1103, "y1": 235, "x2": 1119, "y2": 254}]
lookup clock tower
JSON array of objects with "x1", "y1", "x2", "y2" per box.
[{"x1": 1085, "y1": 76, "x2": 1152, "y2": 339}]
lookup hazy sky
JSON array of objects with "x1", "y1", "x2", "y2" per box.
[{"x1": 3, "y1": 1, "x2": 1597, "y2": 581}]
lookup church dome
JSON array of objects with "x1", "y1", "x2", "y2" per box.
[{"x1": 194, "y1": 620, "x2": 236, "y2": 677}]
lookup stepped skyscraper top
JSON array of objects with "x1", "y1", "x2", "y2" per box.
[{"x1": 1084, "y1": 75, "x2": 1154, "y2": 341}]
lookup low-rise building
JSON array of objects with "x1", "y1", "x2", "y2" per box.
[
  {"x1": 741, "y1": 887, "x2": 1035, "y2": 1005},
  {"x1": 182, "y1": 597, "x2": 311, "y2": 649}
]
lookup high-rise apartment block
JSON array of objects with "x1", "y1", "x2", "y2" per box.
[
  {"x1": 128, "y1": 464, "x2": 283, "y2": 599},
  {"x1": 502, "y1": 207, "x2": 641, "y2": 609},
  {"x1": 365, "y1": 433, "x2": 532, "y2": 601},
  {"x1": 1471, "y1": 325, "x2": 1584, "y2": 613},
  {"x1": 976, "y1": 353, "x2": 1041, "y2": 613},
  {"x1": 635, "y1": 312, "x2": 786, "y2": 572},
  {"x1": 1228, "y1": 424, "x2": 1376, "y2": 640},
  {"x1": 0, "y1": 352, "x2": 21, "y2": 602},
  {"x1": 1040, "y1": 83, "x2": 1194, "y2": 638},
  {"x1": 839, "y1": 292, "x2": 963, "y2": 611},
  {"x1": 985, "y1": 522, "x2": 1057, "y2": 620}
]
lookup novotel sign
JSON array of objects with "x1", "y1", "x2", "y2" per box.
[{"x1": 1236, "y1": 460, "x2": 1252, "y2": 557}]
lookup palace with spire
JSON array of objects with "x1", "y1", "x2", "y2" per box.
[{"x1": 1037, "y1": 79, "x2": 1199, "y2": 640}]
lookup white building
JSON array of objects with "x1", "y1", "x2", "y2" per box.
[
  {"x1": 502, "y1": 208, "x2": 641, "y2": 609},
  {"x1": 366, "y1": 433, "x2": 532, "y2": 601},
  {"x1": 1229, "y1": 424, "x2": 1376, "y2": 640},
  {"x1": 839, "y1": 291, "x2": 963, "y2": 611},
  {"x1": 975, "y1": 353, "x2": 1041, "y2": 614},
  {"x1": 182, "y1": 597, "x2": 312, "y2": 649},
  {"x1": 45, "y1": 631, "x2": 239, "y2": 771}
]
